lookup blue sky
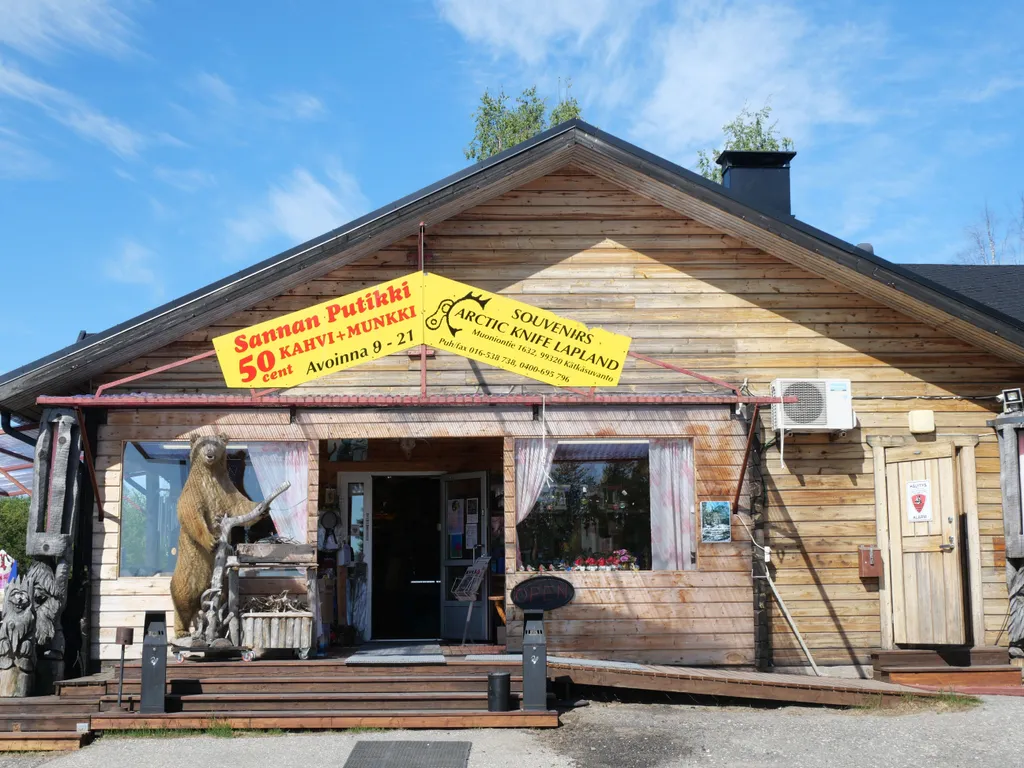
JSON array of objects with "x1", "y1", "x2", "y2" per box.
[{"x1": 1, "y1": 0, "x2": 1022, "y2": 373}]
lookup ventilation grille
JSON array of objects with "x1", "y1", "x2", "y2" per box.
[{"x1": 781, "y1": 380, "x2": 827, "y2": 425}]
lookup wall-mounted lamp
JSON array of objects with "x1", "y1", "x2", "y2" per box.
[
  {"x1": 1000, "y1": 388, "x2": 1023, "y2": 415},
  {"x1": 115, "y1": 626, "x2": 134, "y2": 710}
]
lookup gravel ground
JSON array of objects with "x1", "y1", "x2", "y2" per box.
[{"x1": 0, "y1": 696, "x2": 1021, "y2": 768}]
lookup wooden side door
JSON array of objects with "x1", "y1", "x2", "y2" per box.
[{"x1": 885, "y1": 442, "x2": 966, "y2": 645}]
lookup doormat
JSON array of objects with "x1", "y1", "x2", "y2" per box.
[
  {"x1": 343, "y1": 741, "x2": 471, "y2": 768},
  {"x1": 346, "y1": 643, "x2": 446, "y2": 665}
]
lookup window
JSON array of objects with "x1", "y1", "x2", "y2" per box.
[
  {"x1": 515, "y1": 439, "x2": 694, "y2": 572},
  {"x1": 119, "y1": 441, "x2": 308, "y2": 577}
]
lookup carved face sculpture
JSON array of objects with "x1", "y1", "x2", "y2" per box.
[
  {"x1": 0, "y1": 576, "x2": 36, "y2": 672},
  {"x1": 27, "y1": 562, "x2": 61, "y2": 647}
]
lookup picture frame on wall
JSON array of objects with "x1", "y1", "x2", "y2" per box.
[
  {"x1": 327, "y1": 439, "x2": 368, "y2": 462},
  {"x1": 700, "y1": 500, "x2": 732, "y2": 543}
]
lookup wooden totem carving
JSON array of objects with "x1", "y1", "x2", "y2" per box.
[{"x1": 0, "y1": 409, "x2": 83, "y2": 696}]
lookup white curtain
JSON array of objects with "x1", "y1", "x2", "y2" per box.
[
  {"x1": 514, "y1": 438, "x2": 558, "y2": 568},
  {"x1": 649, "y1": 439, "x2": 696, "y2": 570},
  {"x1": 248, "y1": 442, "x2": 309, "y2": 543}
]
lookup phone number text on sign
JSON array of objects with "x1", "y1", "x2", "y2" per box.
[{"x1": 213, "y1": 273, "x2": 423, "y2": 388}]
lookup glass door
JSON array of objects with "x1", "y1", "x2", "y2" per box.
[
  {"x1": 441, "y1": 472, "x2": 489, "y2": 642},
  {"x1": 338, "y1": 473, "x2": 370, "y2": 641}
]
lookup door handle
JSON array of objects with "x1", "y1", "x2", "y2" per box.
[{"x1": 940, "y1": 537, "x2": 955, "y2": 553}]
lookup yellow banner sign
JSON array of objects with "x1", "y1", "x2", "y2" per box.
[
  {"x1": 422, "y1": 273, "x2": 630, "y2": 387},
  {"x1": 213, "y1": 272, "x2": 631, "y2": 389},
  {"x1": 213, "y1": 273, "x2": 423, "y2": 388}
]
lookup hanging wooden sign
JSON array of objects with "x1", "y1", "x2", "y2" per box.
[
  {"x1": 212, "y1": 272, "x2": 631, "y2": 389},
  {"x1": 422, "y1": 273, "x2": 630, "y2": 388},
  {"x1": 510, "y1": 575, "x2": 575, "y2": 611}
]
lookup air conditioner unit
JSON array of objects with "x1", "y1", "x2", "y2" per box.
[{"x1": 770, "y1": 379, "x2": 855, "y2": 432}]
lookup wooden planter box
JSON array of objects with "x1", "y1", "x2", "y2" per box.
[{"x1": 242, "y1": 611, "x2": 314, "y2": 659}]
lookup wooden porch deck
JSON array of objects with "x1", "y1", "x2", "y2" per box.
[{"x1": 0, "y1": 652, "x2": 941, "y2": 750}]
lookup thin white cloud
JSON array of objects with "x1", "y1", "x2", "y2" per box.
[
  {"x1": 963, "y1": 75, "x2": 1024, "y2": 104},
  {"x1": 226, "y1": 164, "x2": 368, "y2": 253},
  {"x1": 436, "y1": 0, "x2": 619, "y2": 64},
  {"x1": 0, "y1": 58, "x2": 144, "y2": 157},
  {"x1": 154, "y1": 166, "x2": 215, "y2": 192},
  {"x1": 103, "y1": 240, "x2": 162, "y2": 294},
  {"x1": 0, "y1": 0, "x2": 136, "y2": 60},
  {"x1": 0, "y1": 128, "x2": 52, "y2": 179},
  {"x1": 194, "y1": 72, "x2": 237, "y2": 106},
  {"x1": 273, "y1": 91, "x2": 326, "y2": 120},
  {"x1": 632, "y1": 3, "x2": 873, "y2": 157}
]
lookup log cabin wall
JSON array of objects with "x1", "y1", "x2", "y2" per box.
[{"x1": 92, "y1": 165, "x2": 1024, "y2": 669}]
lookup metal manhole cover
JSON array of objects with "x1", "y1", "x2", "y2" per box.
[{"x1": 343, "y1": 741, "x2": 471, "y2": 768}]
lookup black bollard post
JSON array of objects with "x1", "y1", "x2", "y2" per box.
[{"x1": 487, "y1": 671, "x2": 511, "y2": 712}]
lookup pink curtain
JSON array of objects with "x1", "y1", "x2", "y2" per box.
[
  {"x1": 248, "y1": 442, "x2": 309, "y2": 543},
  {"x1": 514, "y1": 438, "x2": 558, "y2": 569},
  {"x1": 649, "y1": 439, "x2": 695, "y2": 570}
]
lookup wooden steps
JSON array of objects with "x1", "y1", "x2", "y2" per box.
[
  {"x1": 0, "y1": 732, "x2": 89, "y2": 751},
  {"x1": 103, "y1": 690, "x2": 520, "y2": 713},
  {"x1": 871, "y1": 647, "x2": 1009, "y2": 669},
  {"x1": 871, "y1": 647, "x2": 1021, "y2": 688},
  {"x1": 99, "y1": 674, "x2": 524, "y2": 696},
  {"x1": 0, "y1": 696, "x2": 98, "y2": 736},
  {"x1": 876, "y1": 665, "x2": 1022, "y2": 687},
  {"x1": 92, "y1": 709, "x2": 558, "y2": 730}
]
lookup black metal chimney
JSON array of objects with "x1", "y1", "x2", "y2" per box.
[{"x1": 715, "y1": 150, "x2": 796, "y2": 218}]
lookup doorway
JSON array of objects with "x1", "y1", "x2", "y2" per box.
[
  {"x1": 873, "y1": 437, "x2": 986, "y2": 649},
  {"x1": 371, "y1": 476, "x2": 442, "y2": 640}
]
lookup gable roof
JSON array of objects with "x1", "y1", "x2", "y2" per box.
[
  {"x1": 901, "y1": 265, "x2": 1024, "y2": 327},
  {"x1": 3, "y1": 119, "x2": 1024, "y2": 416}
]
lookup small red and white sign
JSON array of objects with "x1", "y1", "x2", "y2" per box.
[{"x1": 906, "y1": 479, "x2": 932, "y2": 523}]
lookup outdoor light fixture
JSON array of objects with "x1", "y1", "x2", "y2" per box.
[
  {"x1": 1000, "y1": 388, "x2": 1024, "y2": 415},
  {"x1": 115, "y1": 626, "x2": 134, "y2": 709}
]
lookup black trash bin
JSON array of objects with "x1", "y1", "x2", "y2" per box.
[
  {"x1": 487, "y1": 671, "x2": 511, "y2": 712},
  {"x1": 140, "y1": 611, "x2": 167, "y2": 714}
]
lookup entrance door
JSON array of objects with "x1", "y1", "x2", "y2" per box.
[
  {"x1": 885, "y1": 442, "x2": 966, "y2": 645},
  {"x1": 441, "y1": 472, "x2": 488, "y2": 642},
  {"x1": 371, "y1": 476, "x2": 442, "y2": 640}
]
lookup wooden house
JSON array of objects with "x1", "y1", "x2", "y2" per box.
[{"x1": 2, "y1": 120, "x2": 1023, "y2": 680}]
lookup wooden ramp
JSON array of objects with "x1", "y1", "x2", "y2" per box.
[{"x1": 545, "y1": 657, "x2": 938, "y2": 707}]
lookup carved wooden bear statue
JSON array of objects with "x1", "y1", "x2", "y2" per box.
[{"x1": 170, "y1": 433, "x2": 266, "y2": 639}]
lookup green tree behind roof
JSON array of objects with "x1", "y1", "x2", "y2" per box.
[
  {"x1": 0, "y1": 496, "x2": 31, "y2": 570},
  {"x1": 465, "y1": 81, "x2": 582, "y2": 162},
  {"x1": 697, "y1": 102, "x2": 795, "y2": 184}
]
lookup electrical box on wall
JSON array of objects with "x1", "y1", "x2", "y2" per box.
[
  {"x1": 770, "y1": 379, "x2": 855, "y2": 432},
  {"x1": 908, "y1": 409, "x2": 935, "y2": 434},
  {"x1": 858, "y1": 545, "x2": 882, "y2": 578}
]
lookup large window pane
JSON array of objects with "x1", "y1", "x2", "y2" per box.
[
  {"x1": 119, "y1": 441, "x2": 306, "y2": 577},
  {"x1": 516, "y1": 441, "x2": 651, "y2": 571}
]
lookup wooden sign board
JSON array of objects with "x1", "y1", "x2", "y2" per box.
[{"x1": 510, "y1": 575, "x2": 575, "y2": 611}]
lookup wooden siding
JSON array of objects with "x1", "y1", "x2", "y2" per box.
[{"x1": 91, "y1": 166, "x2": 1024, "y2": 668}]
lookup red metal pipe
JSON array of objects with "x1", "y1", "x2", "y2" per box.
[
  {"x1": 627, "y1": 351, "x2": 741, "y2": 395},
  {"x1": 418, "y1": 222, "x2": 428, "y2": 398},
  {"x1": 96, "y1": 349, "x2": 217, "y2": 397},
  {"x1": 0, "y1": 462, "x2": 32, "y2": 472},
  {"x1": 0, "y1": 465, "x2": 30, "y2": 496},
  {"x1": 40, "y1": 393, "x2": 793, "y2": 408},
  {"x1": 732, "y1": 403, "x2": 760, "y2": 514},
  {"x1": 74, "y1": 407, "x2": 104, "y2": 520}
]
